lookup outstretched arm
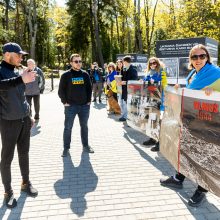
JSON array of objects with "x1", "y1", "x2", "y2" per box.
[{"x1": 0, "y1": 70, "x2": 35, "y2": 91}]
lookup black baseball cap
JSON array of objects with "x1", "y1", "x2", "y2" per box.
[{"x1": 2, "y1": 42, "x2": 28, "y2": 55}]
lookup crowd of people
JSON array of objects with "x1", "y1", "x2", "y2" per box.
[{"x1": 0, "y1": 42, "x2": 220, "y2": 210}]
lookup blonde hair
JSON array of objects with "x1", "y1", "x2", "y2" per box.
[
  {"x1": 146, "y1": 57, "x2": 164, "y2": 72},
  {"x1": 107, "y1": 62, "x2": 116, "y2": 71}
]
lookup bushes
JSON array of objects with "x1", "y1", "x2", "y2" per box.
[{"x1": 42, "y1": 66, "x2": 60, "y2": 78}]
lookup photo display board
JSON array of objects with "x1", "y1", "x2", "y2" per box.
[
  {"x1": 116, "y1": 53, "x2": 148, "y2": 78},
  {"x1": 156, "y1": 37, "x2": 219, "y2": 85}
]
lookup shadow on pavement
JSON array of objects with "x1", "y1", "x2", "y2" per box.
[
  {"x1": 54, "y1": 152, "x2": 98, "y2": 217},
  {"x1": 123, "y1": 124, "x2": 220, "y2": 215},
  {"x1": 92, "y1": 102, "x2": 106, "y2": 110},
  {"x1": 123, "y1": 125, "x2": 169, "y2": 177},
  {"x1": 0, "y1": 192, "x2": 27, "y2": 220}
]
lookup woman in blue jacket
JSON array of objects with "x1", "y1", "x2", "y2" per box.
[
  {"x1": 142, "y1": 57, "x2": 167, "y2": 151},
  {"x1": 160, "y1": 44, "x2": 220, "y2": 207}
]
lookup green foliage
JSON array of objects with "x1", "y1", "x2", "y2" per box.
[{"x1": 0, "y1": 0, "x2": 219, "y2": 66}]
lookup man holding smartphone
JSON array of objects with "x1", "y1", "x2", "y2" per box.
[{"x1": 0, "y1": 42, "x2": 38, "y2": 208}]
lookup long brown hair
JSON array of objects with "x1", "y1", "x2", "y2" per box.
[
  {"x1": 188, "y1": 44, "x2": 211, "y2": 70},
  {"x1": 116, "y1": 59, "x2": 123, "y2": 72}
]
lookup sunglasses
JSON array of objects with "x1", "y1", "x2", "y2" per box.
[
  {"x1": 72, "y1": 60, "x2": 82, "y2": 64},
  {"x1": 191, "y1": 54, "x2": 207, "y2": 60},
  {"x1": 149, "y1": 62, "x2": 157, "y2": 66}
]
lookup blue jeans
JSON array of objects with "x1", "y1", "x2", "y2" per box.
[
  {"x1": 119, "y1": 96, "x2": 127, "y2": 119},
  {"x1": 63, "y1": 104, "x2": 90, "y2": 149}
]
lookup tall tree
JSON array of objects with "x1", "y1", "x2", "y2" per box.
[
  {"x1": 144, "y1": 0, "x2": 159, "y2": 56},
  {"x1": 19, "y1": 0, "x2": 38, "y2": 59},
  {"x1": 92, "y1": 0, "x2": 104, "y2": 67}
]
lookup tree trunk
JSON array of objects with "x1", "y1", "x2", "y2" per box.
[
  {"x1": 92, "y1": 0, "x2": 104, "y2": 67},
  {"x1": 4, "y1": 0, "x2": 10, "y2": 30},
  {"x1": 28, "y1": 0, "x2": 38, "y2": 59},
  {"x1": 110, "y1": 19, "x2": 113, "y2": 60},
  {"x1": 137, "y1": 0, "x2": 143, "y2": 53},
  {"x1": 121, "y1": 19, "x2": 125, "y2": 52},
  {"x1": 115, "y1": 12, "x2": 120, "y2": 45},
  {"x1": 144, "y1": 0, "x2": 150, "y2": 56},
  {"x1": 144, "y1": 0, "x2": 159, "y2": 57},
  {"x1": 126, "y1": 0, "x2": 132, "y2": 52},
  {"x1": 134, "y1": 0, "x2": 138, "y2": 51},
  {"x1": 19, "y1": 0, "x2": 38, "y2": 59},
  {"x1": 89, "y1": 0, "x2": 97, "y2": 61}
]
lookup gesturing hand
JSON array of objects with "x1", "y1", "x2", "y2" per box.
[{"x1": 21, "y1": 69, "x2": 36, "y2": 83}]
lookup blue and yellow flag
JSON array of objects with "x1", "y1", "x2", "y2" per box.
[
  {"x1": 186, "y1": 63, "x2": 220, "y2": 91},
  {"x1": 106, "y1": 71, "x2": 117, "y2": 93}
]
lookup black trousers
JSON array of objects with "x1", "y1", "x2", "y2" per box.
[
  {"x1": 26, "y1": 95, "x2": 40, "y2": 119},
  {"x1": 175, "y1": 172, "x2": 208, "y2": 192},
  {"x1": 0, "y1": 116, "x2": 31, "y2": 192}
]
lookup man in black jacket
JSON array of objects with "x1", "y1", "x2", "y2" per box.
[
  {"x1": 0, "y1": 42, "x2": 38, "y2": 209},
  {"x1": 0, "y1": 71, "x2": 35, "y2": 90},
  {"x1": 58, "y1": 53, "x2": 94, "y2": 157},
  {"x1": 118, "y1": 56, "x2": 138, "y2": 122},
  {"x1": 89, "y1": 62, "x2": 103, "y2": 103}
]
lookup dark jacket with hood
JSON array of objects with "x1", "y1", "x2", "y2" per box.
[{"x1": 0, "y1": 61, "x2": 30, "y2": 120}]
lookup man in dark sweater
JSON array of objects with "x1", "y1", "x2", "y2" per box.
[
  {"x1": 0, "y1": 42, "x2": 38, "y2": 209},
  {"x1": 118, "y1": 56, "x2": 138, "y2": 121},
  {"x1": 25, "y1": 59, "x2": 45, "y2": 122},
  {"x1": 58, "y1": 53, "x2": 93, "y2": 157}
]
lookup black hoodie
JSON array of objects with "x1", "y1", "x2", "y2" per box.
[{"x1": 58, "y1": 69, "x2": 92, "y2": 105}]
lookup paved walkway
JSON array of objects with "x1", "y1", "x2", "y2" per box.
[{"x1": 0, "y1": 83, "x2": 220, "y2": 220}]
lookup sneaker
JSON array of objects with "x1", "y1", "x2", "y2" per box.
[
  {"x1": 21, "y1": 181, "x2": 38, "y2": 197},
  {"x1": 160, "y1": 176, "x2": 183, "y2": 189},
  {"x1": 61, "y1": 149, "x2": 69, "y2": 157},
  {"x1": 4, "y1": 190, "x2": 17, "y2": 208},
  {"x1": 83, "y1": 146, "x2": 94, "y2": 153},
  {"x1": 119, "y1": 117, "x2": 126, "y2": 122},
  {"x1": 143, "y1": 138, "x2": 156, "y2": 146},
  {"x1": 188, "y1": 189, "x2": 206, "y2": 207},
  {"x1": 151, "y1": 142, "x2": 159, "y2": 152}
]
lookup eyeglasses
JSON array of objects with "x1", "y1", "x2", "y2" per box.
[
  {"x1": 190, "y1": 54, "x2": 207, "y2": 61},
  {"x1": 72, "y1": 60, "x2": 82, "y2": 64},
  {"x1": 149, "y1": 62, "x2": 157, "y2": 66}
]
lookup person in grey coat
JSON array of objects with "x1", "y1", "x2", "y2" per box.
[{"x1": 25, "y1": 59, "x2": 45, "y2": 121}]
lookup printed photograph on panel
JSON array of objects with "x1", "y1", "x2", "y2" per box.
[
  {"x1": 160, "y1": 87, "x2": 182, "y2": 170},
  {"x1": 127, "y1": 81, "x2": 161, "y2": 141},
  {"x1": 180, "y1": 89, "x2": 220, "y2": 197},
  {"x1": 159, "y1": 58, "x2": 178, "y2": 78},
  {"x1": 179, "y1": 57, "x2": 190, "y2": 79}
]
